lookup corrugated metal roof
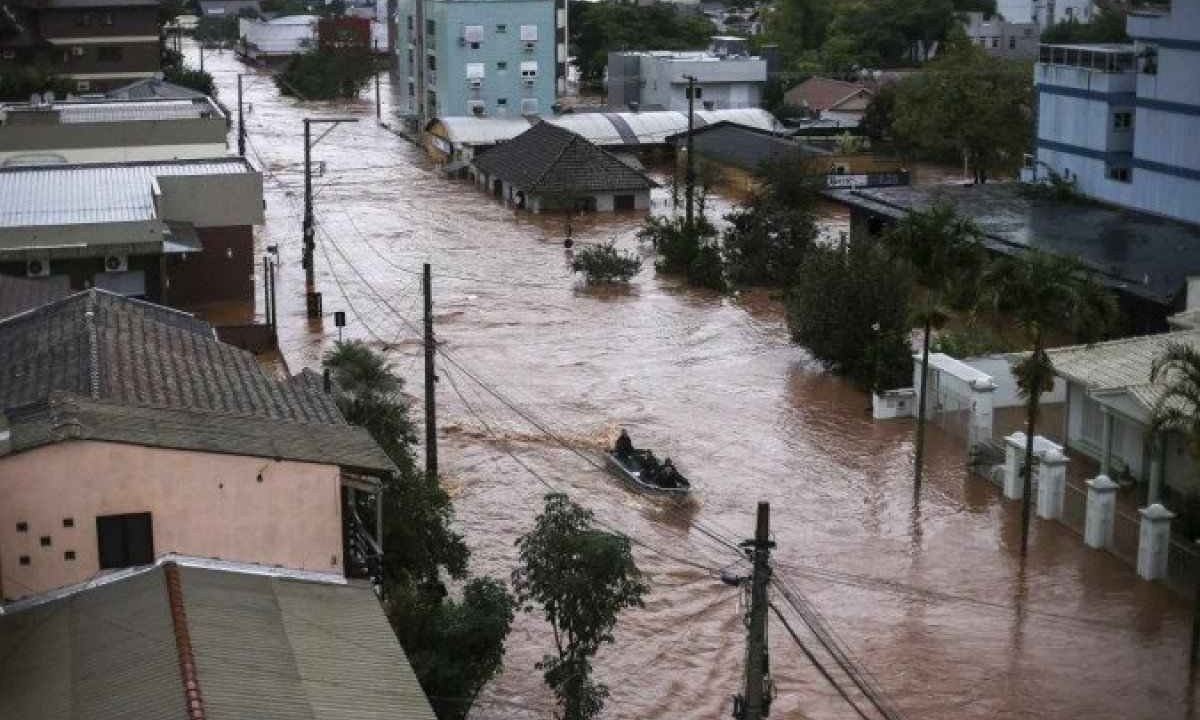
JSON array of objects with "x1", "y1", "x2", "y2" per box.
[
  {"x1": 55, "y1": 100, "x2": 216, "y2": 124},
  {"x1": 437, "y1": 108, "x2": 779, "y2": 148},
  {"x1": 0, "y1": 159, "x2": 253, "y2": 228}
]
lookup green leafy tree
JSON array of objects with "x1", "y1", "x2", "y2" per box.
[
  {"x1": 786, "y1": 240, "x2": 914, "y2": 390},
  {"x1": 885, "y1": 203, "x2": 984, "y2": 493},
  {"x1": 513, "y1": 494, "x2": 649, "y2": 720},
  {"x1": 763, "y1": 0, "x2": 835, "y2": 68},
  {"x1": 638, "y1": 215, "x2": 725, "y2": 290},
  {"x1": 861, "y1": 82, "x2": 897, "y2": 141},
  {"x1": 1041, "y1": 5, "x2": 1129, "y2": 43},
  {"x1": 277, "y1": 49, "x2": 375, "y2": 100},
  {"x1": 721, "y1": 153, "x2": 821, "y2": 287},
  {"x1": 569, "y1": 2, "x2": 714, "y2": 82},
  {"x1": 195, "y1": 15, "x2": 240, "y2": 44},
  {"x1": 571, "y1": 242, "x2": 642, "y2": 283},
  {"x1": 323, "y1": 341, "x2": 513, "y2": 719},
  {"x1": 891, "y1": 42, "x2": 1031, "y2": 182},
  {"x1": 985, "y1": 251, "x2": 1116, "y2": 556}
]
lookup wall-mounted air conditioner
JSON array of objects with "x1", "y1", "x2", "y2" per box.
[{"x1": 103, "y1": 254, "x2": 129, "y2": 273}]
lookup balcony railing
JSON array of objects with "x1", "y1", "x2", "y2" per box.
[{"x1": 1038, "y1": 44, "x2": 1136, "y2": 72}]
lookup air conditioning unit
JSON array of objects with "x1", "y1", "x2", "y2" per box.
[
  {"x1": 71, "y1": 46, "x2": 85, "y2": 56},
  {"x1": 103, "y1": 254, "x2": 128, "y2": 273},
  {"x1": 468, "y1": 101, "x2": 486, "y2": 117},
  {"x1": 468, "y1": 78, "x2": 482, "y2": 89},
  {"x1": 523, "y1": 41, "x2": 535, "y2": 52},
  {"x1": 26, "y1": 258, "x2": 50, "y2": 277}
]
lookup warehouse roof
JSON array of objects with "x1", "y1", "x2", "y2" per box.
[
  {"x1": 665, "y1": 121, "x2": 800, "y2": 172},
  {"x1": 0, "y1": 290, "x2": 393, "y2": 473},
  {"x1": 0, "y1": 158, "x2": 254, "y2": 228},
  {"x1": 472, "y1": 121, "x2": 655, "y2": 195},
  {"x1": 1, "y1": 98, "x2": 221, "y2": 124},
  {"x1": 431, "y1": 108, "x2": 780, "y2": 148},
  {"x1": 0, "y1": 559, "x2": 437, "y2": 720}
]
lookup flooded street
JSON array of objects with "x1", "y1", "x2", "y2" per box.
[{"x1": 199, "y1": 45, "x2": 1195, "y2": 720}]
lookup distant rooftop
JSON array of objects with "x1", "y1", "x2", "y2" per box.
[
  {"x1": 827, "y1": 182, "x2": 1200, "y2": 307},
  {"x1": 104, "y1": 78, "x2": 208, "y2": 100},
  {"x1": 1, "y1": 98, "x2": 221, "y2": 124}
]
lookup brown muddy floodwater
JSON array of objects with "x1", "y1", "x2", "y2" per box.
[{"x1": 196, "y1": 44, "x2": 1195, "y2": 720}]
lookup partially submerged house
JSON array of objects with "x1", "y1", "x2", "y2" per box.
[
  {"x1": 238, "y1": 14, "x2": 317, "y2": 61},
  {"x1": 470, "y1": 121, "x2": 656, "y2": 212},
  {"x1": 784, "y1": 77, "x2": 874, "y2": 126},
  {"x1": 0, "y1": 290, "x2": 391, "y2": 601},
  {"x1": 0, "y1": 558, "x2": 437, "y2": 720}
]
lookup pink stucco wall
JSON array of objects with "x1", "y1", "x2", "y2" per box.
[{"x1": 0, "y1": 440, "x2": 344, "y2": 600}]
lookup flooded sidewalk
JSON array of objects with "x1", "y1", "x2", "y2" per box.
[{"x1": 196, "y1": 43, "x2": 1198, "y2": 720}]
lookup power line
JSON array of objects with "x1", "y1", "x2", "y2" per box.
[{"x1": 769, "y1": 601, "x2": 878, "y2": 720}]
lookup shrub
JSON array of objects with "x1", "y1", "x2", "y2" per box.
[
  {"x1": 571, "y1": 243, "x2": 642, "y2": 283},
  {"x1": 638, "y1": 215, "x2": 724, "y2": 289},
  {"x1": 276, "y1": 49, "x2": 375, "y2": 100},
  {"x1": 163, "y1": 64, "x2": 216, "y2": 97}
]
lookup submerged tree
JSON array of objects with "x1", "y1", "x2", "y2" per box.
[
  {"x1": 571, "y1": 242, "x2": 642, "y2": 283},
  {"x1": 886, "y1": 203, "x2": 984, "y2": 496},
  {"x1": 513, "y1": 493, "x2": 649, "y2": 720},
  {"x1": 323, "y1": 341, "x2": 514, "y2": 719},
  {"x1": 985, "y1": 251, "x2": 1116, "y2": 556}
]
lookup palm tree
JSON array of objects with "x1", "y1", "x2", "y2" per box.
[
  {"x1": 1149, "y1": 341, "x2": 1200, "y2": 502},
  {"x1": 886, "y1": 203, "x2": 985, "y2": 495},
  {"x1": 986, "y1": 249, "x2": 1116, "y2": 556}
]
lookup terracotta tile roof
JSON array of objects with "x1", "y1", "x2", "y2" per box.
[
  {"x1": 0, "y1": 562, "x2": 437, "y2": 720},
  {"x1": 471, "y1": 121, "x2": 655, "y2": 195},
  {"x1": 0, "y1": 289, "x2": 393, "y2": 473},
  {"x1": 784, "y1": 77, "x2": 874, "y2": 112}
]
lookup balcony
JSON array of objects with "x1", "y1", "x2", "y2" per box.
[
  {"x1": 341, "y1": 478, "x2": 383, "y2": 582},
  {"x1": 1038, "y1": 44, "x2": 1137, "y2": 73}
]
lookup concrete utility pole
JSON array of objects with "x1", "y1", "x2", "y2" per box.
[
  {"x1": 301, "y1": 116, "x2": 357, "y2": 317},
  {"x1": 423, "y1": 263, "x2": 438, "y2": 483},
  {"x1": 237, "y1": 74, "x2": 246, "y2": 157},
  {"x1": 740, "y1": 501, "x2": 775, "y2": 720},
  {"x1": 683, "y1": 74, "x2": 697, "y2": 232}
]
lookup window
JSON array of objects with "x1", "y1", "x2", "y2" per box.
[
  {"x1": 63, "y1": 517, "x2": 74, "y2": 528},
  {"x1": 407, "y1": 81, "x2": 414, "y2": 96},
  {"x1": 1081, "y1": 394, "x2": 1103, "y2": 443},
  {"x1": 496, "y1": 23, "x2": 507, "y2": 33},
  {"x1": 96, "y1": 512, "x2": 154, "y2": 570},
  {"x1": 497, "y1": 61, "x2": 507, "y2": 70},
  {"x1": 991, "y1": 36, "x2": 999, "y2": 48},
  {"x1": 76, "y1": 80, "x2": 90, "y2": 92},
  {"x1": 19, "y1": 555, "x2": 29, "y2": 566},
  {"x1": 497, "y1": 97, "x2": 507, "y2": 105},
  {"x1": 40, "y1": 536, "x2": 51, "y2": 547},
  {"x1": 427, "y1": 55, "x2": 436, "y2": 71},
  {"x1": 520, "y1": 24, "x2": 538, "y2": 41},
  {"x1": 1106, "y1": 166, "x2": 1132, "y2": 183},
  {"x1": 407, "y1": 15, "x2": 413, "y2": 29},
  {"x1": 614, "y1": 194, "x2": 636, "y2": 210},
  {"x1": 1113, "y1": 111, "x2": 1132, "y2": 130},
  {"x1": 1009, "y1": 36, "x2": 1016, "y2": 49},
  {"x1": 687, "y1": 86, "x2": 703, "y2": 99},
  {"x1": 521, "y1": 98, "x2": 538, "y2": 115},
  {"x1": 64, "y1": 550, "x2": 76, "y2": 561},
  {"x1": 16, "y1": 521, "x2": 27, "y2": 533},
  {"x1": 520, "y1": 61, "x2": 538, "y2": 79},
  {"x1": 98, "y1": 46, "x2": 123, "y2": 63},
  {"x1": 407, "y1": 49, "x2": 414, "y2": 65},
  {"x1": 426, "y1": 19, "x2": 435, "y2": 34},
  {"x1": 102, "y1": 12, "x2": 113, "y2": 25}
]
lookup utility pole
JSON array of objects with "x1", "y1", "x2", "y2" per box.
[
  {"x1": 301, "y1": 116, "x2": 357, "y2": 317},
  {"x1": 683, "y1": 74, "x2": 697, "y2": 233},
  {"x1": 739, "y1": 502, "x2": 774, "y2": 720},
  {"x1": 1192, "y1": 538, "x2": 1200, "y2": 667},
  {"x1": 423, "y1": 263, "x2": 438, "y2": 483},
  {"x1": 198, "y1": 41, "x2": 204, "y2": 73},
  {"x1": 374, "y1": 40, "x2": 382, "y2": 122},
  {"x1": 237, "y1": 74, "x2": 246, "y2": 157}
]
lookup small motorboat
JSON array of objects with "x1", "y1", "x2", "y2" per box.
[{"x1": 605, "y1": 450, "x2": 691, "y2": 496}]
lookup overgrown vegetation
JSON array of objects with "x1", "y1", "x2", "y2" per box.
[
  {"x1": 162, "y1": 47, "x2": 216, "y2": 97},
  {"x1": 890, "y1": 41, "x2": 1032, "y2": 182},
  {"x1": 0, "y1": 66, "x2": 71, "y2": 102},
  {"x1": 569, "y1": 2, "x2": 715, "y2": 83},
  {"x1": 513, "y1": 493, "x2": 649, "y2": 720},
  {"x1": 323, "y1": 341, "x2": 514, "y2": 720},
  {"x1": 277, "y1": 49, "x2": 375, "y2": 99},
  {"x1": 638, "y1": 215, "x2": 725, "y2": 291},
  {"x1": 1041, "y1": 5, "x2": 1130, "y2": 43},
  {"x1": 786, "y1": 240, "x2": 914, "y2": 391},
  {"x1": 721, "y1": 153, "x2": 821, "y2": 287},
  {"x1": 571, "y1": 242, "x2": 642, "y2": 283}
]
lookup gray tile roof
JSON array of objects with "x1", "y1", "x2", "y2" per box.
[
  {"x1": 471, "y1": 121, "x2": 655, "y2": 195},
  {"x1": 1048, "y1": 330, "x2": 1200, "y2": 414},
  {"x1": 0, "y1": 273, "x2": 70, "y2": 320},
  {"x1": 0, "y1": 158, "x2": 254, "y2": 228},
  {"x1": 0, "y1": 289, "x2": 393, "y2": 473},
  {"x1": 0, "y1": 563, "x2": 437, "y2": 720},
  {"x1": 105, "y1": 78, "x2": 208, "y2": 100},
  {"x1": 667, "y1": 120, "x2": 799, "y2": 172}
]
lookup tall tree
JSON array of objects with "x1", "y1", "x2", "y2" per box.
[
  {"x1": 323, "y1": 341, "x2": 513, "y2": 719},
  {"x1": 985, "y1": 251, "x2": 1116, "y2": 556},
  {"x1": 891, "y1": 42, "x2": 1032, "y2": 182},
  {"x1": 513, "y1": 494, "x2": 649, "y2": 720},
  {"x1": 886, "y1": 203, "x2": 984, "y2": 496},
  {"x1": 569, "y1": 2, "x2": 714, "y2": 82}
]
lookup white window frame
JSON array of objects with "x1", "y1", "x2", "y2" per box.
[{"x1": 520, "y1": 24, "x2": 538, "y2": 41}]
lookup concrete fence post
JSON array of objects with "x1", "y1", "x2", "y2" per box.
[
  {"x1": 1137, "y1": 503, "x2": 1175, "y2": 581},
  {"x1": 1003, "y1": 432, "x2": 1026, "y2": 500},
  {"x1": 1036, "y1": 448, "x2": 1068, "y2": 520},
  {"x1": 1084, "y1": 475, "x2": 1119, "y2": 550},
  {"x1": 968, "y1": 378, "x2": 996, "y2": 452}
]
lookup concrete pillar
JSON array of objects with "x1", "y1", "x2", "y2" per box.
[
  {"x1": 1147, "y1": 434, "x2": 1165, "y2": 505},
  {"x1": 968, "y1": 378, "x2": 996, "y2": 450},
  {"x1": 1003, "y1": 432, "x2": 1026, "y2": 500},
  {"x1": 1136, "y1": 503, "x2": 1175, "y2": 581},
  {"x1": 1084, "y1": 475, "x2": 1119, "y2": 549},
  {"x1": 1100, "y1": 408, "x2": 1114, "y2": 477},
  {"x1": 1036, "y1": 448, "x2": 1068, "y2": 520}
]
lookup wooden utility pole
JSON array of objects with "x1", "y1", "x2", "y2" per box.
[
  {"x1": 237, "y1": 74, "x2": 246, "y2": 157},
  {"x1": 423, "y1": 263, "x2": 438, "y2": 483},
  {"x1": 741, "y1": 501, "x2": 774, "y2": 720},
  {"x1": 683, "y1": 74, "x2": 697, "y2": 232}
]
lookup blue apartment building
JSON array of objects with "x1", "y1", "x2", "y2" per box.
[{"x1": 395, "y1": 0, "x2": 563, "y2": 119}]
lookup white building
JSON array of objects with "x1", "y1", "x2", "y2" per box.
[
  {"x1": 607, "y1": 37, "x2": 767, "y2": 112},
  {"x1": 997, "y1": 0, "x2": 1095, "y2": 28},
  {"x1": 1028, "y1": 0, "x2": 1200, "y2": 226},
  {"x1": 238, "y1": 14, "x2": 317, "y2": 61}
]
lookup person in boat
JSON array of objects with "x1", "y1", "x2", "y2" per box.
[
  {"x1": 638, "y1": 450, "x2": 661, "y2": 483},
  {"x1": 614, "y1": 429, "x2": 634, "y2": 460},
  {"x1": 658, "y1": 458, "x2": 680, "y2": 488}
]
